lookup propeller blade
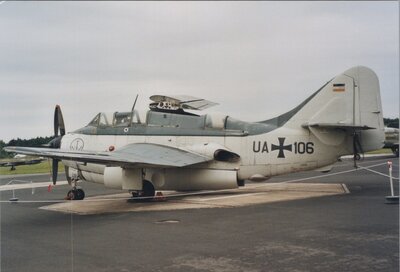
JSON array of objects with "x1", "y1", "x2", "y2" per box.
[
  {"x1": 54, "y1": 105, "x2": 66, "y2": 137},
  {"x1": 50, "y1": 106, "x2": 65, "y2": 184},
  {"x1": 54, "y1": 106, "x2": 59, "y2": 137},
  {"x1": 52, "y1": 159, "x2": 58, "y2": 185}
]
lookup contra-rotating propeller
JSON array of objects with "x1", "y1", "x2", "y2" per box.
[{"x1": 48, "y1": 105, "x2": 66, "y2": 185}]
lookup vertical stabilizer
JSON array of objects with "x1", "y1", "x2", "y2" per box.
[{"x1": 278, "y1": 66, "x2": 385, "y2": 152}]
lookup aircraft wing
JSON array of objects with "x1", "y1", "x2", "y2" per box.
[{"x1": 4, "y1": 143, "x2": 211, "y2": 168}]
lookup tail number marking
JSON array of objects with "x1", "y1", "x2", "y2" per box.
[
  {"x1": 253, "y1": 140, "x2": 314, "y2": 158},
  {"x1": 293, "y1": 142, "x2": 314, "y2": 154}
]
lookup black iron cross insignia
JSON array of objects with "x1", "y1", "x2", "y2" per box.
[{"x1": 271, "y1": 137, "x2": 292, "y2": 158}]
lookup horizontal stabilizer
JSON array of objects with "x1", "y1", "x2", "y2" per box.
[{"x1": 302, "y1": 122, "x2": 375, "y2": 130}]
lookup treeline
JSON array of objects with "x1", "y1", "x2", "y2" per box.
[
  {"x1": 0, "y1": 140, "x2": 9, "y2": 158},
  {"x1": 0, "y1": 136, "x2": 54, "y2": 158},
  {"x1": 7, "y1": 136, "x2": 55, "y2": 147},
  {"x1": 384, "y1": 118, "x2": 399, "y2": 128}
]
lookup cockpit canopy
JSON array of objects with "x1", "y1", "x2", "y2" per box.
[
  {"x1": 87, "y1": 95, "x2": 221, "y2": 129},
  {"x1": 87, "y1": 110, "x2": 144, "y2": 127},
  {"x1": 82, "y1": 108, "x2": 272, "y2": 135}
]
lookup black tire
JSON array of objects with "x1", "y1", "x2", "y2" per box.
[
  {"x1": 355, "y1": 154, "x2": 361, "y2": 161},
  {"x1": 67, "y1": 189, "x2": 85, "y2": 200},
  {"x1": 128, "y1": 181, "x2": 155, "y2": 202},
  {"x1": 143, "y1": 180, "x2": 155, "y2": 197},
  {"x1": 76, "y1": 189, "x2": 85, "y2": 200}
]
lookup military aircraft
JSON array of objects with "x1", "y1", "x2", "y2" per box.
[
  {"x1": 0, "y1": 157, "x2": 44, "y2": 171},
  {"x1": 5, "y1": 66, "x2": 385, "y2": 200}
]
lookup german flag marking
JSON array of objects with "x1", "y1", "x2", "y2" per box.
[{"x1": 333, "y1": 83, "x2": 345, "y2": 92}]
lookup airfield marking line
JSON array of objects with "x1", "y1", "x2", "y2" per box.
[
  {"x1": 252, "y1": 162, "x2": 388, "y2": 189},
  {"x1": 341, "y1": 184, "x2": 350, "y2": 194},
  {"x1": 282, "y1": 168, "x2": 359, "y2": 183},
  {"x1": 0, "y1": 181, "x2": 69, "y2": 191},
  {"x1": 358, "y1": 166, "x2": 400, "y2": 180}
]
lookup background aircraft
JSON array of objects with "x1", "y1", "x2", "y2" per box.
[
  {"x1": 5, "y1": 66, "x2": 385, "y2": 200},
  {"x1": 0, "y1": 157, "x2": 44, "y2": 171}
]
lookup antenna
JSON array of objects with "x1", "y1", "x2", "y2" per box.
[
  {"x1": 129, "y1": 94, "x2": 139, "y2": 126},
  {"x1": 131, "y1": 94, "x2": 139, "y2": 112}
]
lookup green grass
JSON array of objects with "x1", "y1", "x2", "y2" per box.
[
  {"x1": 366, "y1": 148, "x2": 394, "y2": 155},
  {"x1": 0, "y1": 160, "x2": 64, "y2": 175}
]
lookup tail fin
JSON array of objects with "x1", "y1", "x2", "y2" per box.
[{"x1": 266, "y1": 66, "x2": 385, "y2": 151}]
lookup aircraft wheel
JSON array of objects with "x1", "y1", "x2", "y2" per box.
[
  {"x1": 128, "y1": 181, "x2": 155, "y2": 202},
  {"x1": 143, "y1": 180, "x2": 155, "y2": 197},
  {"x1": 67, "y1": 189, "x2": 85, "y2": 200},
  {"x1": 76, "y1": 189, "x2": 85, "y2": 200},
  {"x1": 355, "y1": 154, "x2": 361, "y2": 161}
]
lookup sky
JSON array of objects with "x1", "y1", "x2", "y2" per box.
[{"x1": 0, "y1": 1, "x2": 398, "y2": 142}]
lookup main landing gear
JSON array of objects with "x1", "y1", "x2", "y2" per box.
[
  {"x1": 65, "y1": 179, "x2": 85, "y2": 200},
  {"x1": 66, "y1": 188, "x2": 85, "y2": 200},
  {"x1": 130, "y1": 180, "x2": 156, "y2": 201}
]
